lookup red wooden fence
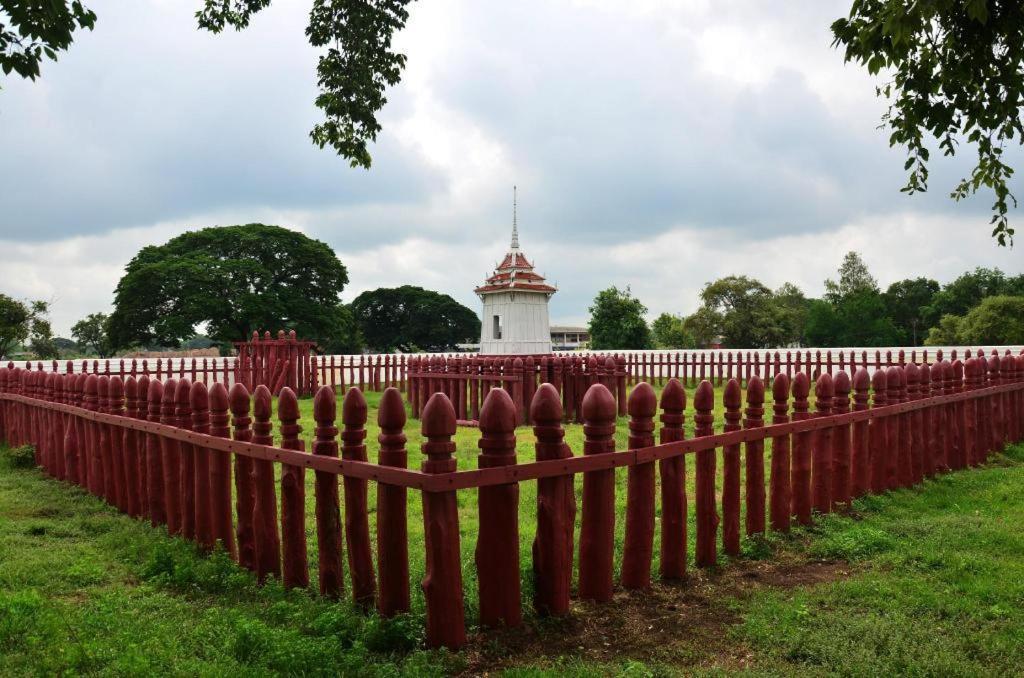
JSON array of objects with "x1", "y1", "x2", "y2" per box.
[{"x1": 1, "y1": 351, "x2": 1023, "y2": 650}]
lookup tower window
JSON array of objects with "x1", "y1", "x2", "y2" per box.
[{"x1": 493, "y1": 315, "x2": 502, "y2": 340}]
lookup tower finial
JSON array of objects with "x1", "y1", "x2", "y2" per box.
[{"x1": 511, "y1": 185, "x2": 520, "y2": 250}]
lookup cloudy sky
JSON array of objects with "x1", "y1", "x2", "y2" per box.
[{"x1": 1, "y1": 0, "x2": 1021, "y2": 337}]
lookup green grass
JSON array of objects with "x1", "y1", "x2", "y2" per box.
[{"x1": 2, "y1": 384, "x2": 1023, "y2": 675}]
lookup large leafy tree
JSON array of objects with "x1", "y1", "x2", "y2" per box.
[
  {"x1": 0, "y1": 294, "x2": 52, "y2": 359},
  {"x1": 699, "y1": 275, "x2": 793, "y2": 348},
  {"x1": 833, "y1": 1, "x2": 1024, "y2": 244},
  {"x1": 588, "y1": 286, "x2": 652, "y2": 350},
  {"x1": 650, "y1": 312, "x2": 693, "y2": 349},
  {"x1": 2, "y1": 0, "x2": 411, "y2": 168},
  {"x1": 884, "y1": 277, "x2": 939, "y2": 346},
  {"x1": 349, "y1": 285, "x2": 479, "y2": 353},
  {"x1": 927, "y1": 295, "x2": 1024, "y2": 345},
  {"x1": 71, "y1": 312, "x2": 114, "y2": 358},
  {"x1": 925, "y1": 266, "x2": 1024, "y2": 321},
  {"x1": 108, "y1": 224, "x2": 351, "y2": 349},
  {"x1": 824, "y1": 251, "x2": 878, "y2": 303}
]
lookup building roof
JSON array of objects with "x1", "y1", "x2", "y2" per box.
[
  {"x1": 550, "y1": 325, "x2": 589, "y2": 334},
  {"x1": 474, "y1": 190, "x2": 557, "y2": 297}
]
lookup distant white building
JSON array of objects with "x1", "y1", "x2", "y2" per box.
[{"x1": 475, "y1": 189, "x2": 556, "y2": 354}]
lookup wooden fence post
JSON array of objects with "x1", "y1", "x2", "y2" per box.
[
  {"x1": 124, "y1": 377, "x2": 142, "y2": 518},
  {"x1": 279, "y1": 387, "x2": 309, "y2": 590},
  {"x1": 230, "y1": 384, "x2": 257, "y2": 571},
  {"x1": 831, "y1": 371, "x2": 851, "y2": 507},
  {"x1": 189, "y1": 382, "x2": 215, "y2": 551},
  {"x1": 342, "y1": 388, "x2": 376, "y2": 608},
  {"x1": 744, "y1": 375, "x2": 766, "y2": 535},
  {"x1": 532, "y1": 383, "x2": 575, "y2": 614},
  {"x1": 146, "y1": 379, "x2": 167, "y2": 527},
  {"x1": 160, "y1": 379, "x2": 183, "y2": 536},
  {"x1": 791, "y1": 372, "x2": 812, "y2": 525},
  {"x1": 952, "y1": 360, "x2": 967, "y2": 470},
  {"x1": 869, "y1": 369, "x2": 888, "y2": 494},
  {"x1": 812, "y1": 373, "x2": 833, "y2": 514},
  {"x1": 476, "y1": 387, "x2": 522, "y2": 627},
  {"x1": 313, "y1": 386, "x2": 343, "y2": 599},
  {"x1": 905, "y1": 363, "x2": 923, "y2": 485},
  {"x1": 578, "y1": 383, "x2": 617, "y2": 601},
  {"x1": 769, "y1": 374, "x2": 791, "y2": 532},
  {"x1": 175, "y1": 379, "x2": 196, "y2": 541},
  {"x1": 208, "y1": 383, "x2": 235, "y2": 556},
  {"x1": 659, "y1": 378, "x2": 687, "y2": 579},
  {"x1": 622, "y1": 382, "x2": 657, "y2": 589},
  {"x1": 135, "y1": 375, "x2": 150, "y2": 518},
  {"x1": 420, "y1": 392, "x2": 466, "y2": 650},
  {"x1": 108, "y1": 376, "x2": 126, "y2": 513},
  {"x1": 694, "y1": 380, "x2": 718, "y2": 566},
  {"x1": 252, "y1": 385, "x2": 282, "y2": 583},
  {"x1": 919, "y1": 363, "x2": 935, "y2": 477},
  {"x1": 377, "y1": 387, "x2": 410, "y2": 616},
  {"x1": 722, "y1": 379, "x2": 742, "y2": 556}
]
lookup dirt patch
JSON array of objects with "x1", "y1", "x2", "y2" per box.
[{"x1": 459, "y1": 555, "x2": 854, "y2": 674}]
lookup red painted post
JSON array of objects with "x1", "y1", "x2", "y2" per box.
[
  {"x1": 884, "y1": 367, "x2": 901, "y2": 490},
  {"x1": 616, "y1": 355, "x2": 628, "y2": 417},
  {"x1": 989, "y1": 354, "x2": 1002, "y2": 451},
  {"x1": 694, "y1": 380, "x2": 718, "y2": 566},
  {"x1": 769, "y1": 374, "x2": 791, "y2": 532},
  {"x1": 230, "y1": 384, "x2": 257, "y2": 570},
  {"x1": 340, "y1": 388, "x2": 375, "y2": 607},
  {"x1": 83, "y1": 374, "x2": 100, "y2": 497},
  {"x1": 951, "y1": 360, "x2": 967, "y2": 470},
  {"x1": 532, "y1": 383, "x2": 575, "y2": 614},
  {"x1": 722, "y1": 379, "x2": 742, "y2": 556},
  {"x1": 659, "y1": 378, "x2": 687, "y2": 578},
  {"x1": 869, "y1": 369, "x2": 888, "y2": 494},
  {"x1": 207, "y1": 383, "x2": 235, "y2": 556},
  {"x1": 63, "y1": 374, "x2": 82, "y2": 488},
  {"x1": 791, "y1": 372, "x2": 812, "y2": 525},
  {"x1": 976, "y1": 356, "x2": 989, "y2": 462},
  {"x1": 511, "y1": 357, "x2": 525, "y2": 426},
  {"x1": 941, "y1": 359, "x2": 955, "y2": 471},
  {"x1": 744, "y1": 375, "x2": 766, "y2": 534},
  {"x1": 135, "y1": 374, "x2": 150, "y2": 517},
  {"x1": 146, "y1": 379, "x2": 167, "y2": 526},
  {"x1": 622, "y1": 382, "x2": 657, "y2": 589},
  {"x1": 124, "y1": 377, "x2": 142, "y2": 518},
  {"x1": 475, "y1": 387, "x2": 522, "y2": 626},
  {"x1": 831, "y1": 371, "x2": 851, "y2": 507},
  {"x1": 312, "y1": 386, "x2": 343, "y2": 598},
  {"x1": 920, "y1": 362, "x2": 936, "y2": 476},
  {"x1": 812, "y1": 373, "x2": 833, "y2": 514},
  {"x1": 578, "y1": 383, "x2": 618, "y2": 601},
  {"x1": 189, "y1": 382, "x2": 214, "y2": 550},
  {"x1": 905, "y1": 363, "x2": 924, "y2": 484},
  {"x1": 420, "y1": 392, "x2": 466, "y2": 650},
  {"x1": 175, "y1": 379, "x2": 196, "y2": 541},
  {"x1": 108, "y1": 376, "x2": 126, "y2": 512},
  {"x1": 160, "y1": 379, "x2": 183, "y2": 535},
  {"x1": 278, "y1": 387, "x2": 309, "y2": 590},
  {"x1": 377, "y1": 387, "x2": 410, "y2": 616},
  {"x1": 252, "y1": 385, "x2": 282, "y2": 583}
]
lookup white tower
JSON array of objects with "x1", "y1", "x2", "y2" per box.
[{"x1": 475, "y1": 188, "x2": 556, "y2": 354}]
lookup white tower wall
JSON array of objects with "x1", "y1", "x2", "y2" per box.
[{"x1": 479, "y1": 290, "x2": 553, "y2": 354}]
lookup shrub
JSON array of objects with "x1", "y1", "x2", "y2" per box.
[{"x1": 3, "y1": 445, "x2": 36, "y2": 469}]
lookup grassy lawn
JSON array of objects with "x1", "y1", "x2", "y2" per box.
[{"x1": 2, "y1": 384, "x2": 1022, "y2": 675}]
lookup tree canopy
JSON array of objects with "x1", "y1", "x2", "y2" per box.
[
  {"x1": 926, "y1": 295, "x2": 1024, "y2": 345},
  {"x1": 588, "y1": 286, "x2": 652, "y2": 350},
  {"x1": 2, "y1": 0, "x2": 411, "y2": 168},
  {"x1": 108, "y1": 224, "x2": 351, "y2": 349},
  {"x1": 71, "y1": 312, "x2": 113, "y2": 358},
  {"x1": 0, "y1": 295, "x2": 54, "y2": 360},
  {"x1": 650, "y1": 312, "x2": 693, "y2": 349},
  {"x1": 349, "y1": 285, "x2": 479, "y2": 353},
  {"x1": 833, "y1": 1, "x2": 1024, "y2": 244}
]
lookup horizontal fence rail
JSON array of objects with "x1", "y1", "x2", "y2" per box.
[{"x1": 2, "y1": 351, "x2": 1023, "y2": 649}]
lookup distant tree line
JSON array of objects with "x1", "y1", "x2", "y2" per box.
[
  {"x1": 2, "y1": 224, "x2": 480, "y2": 360},
  {"x1": 588, "y1": 252, "x2": 1024, "y2": 350}
]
